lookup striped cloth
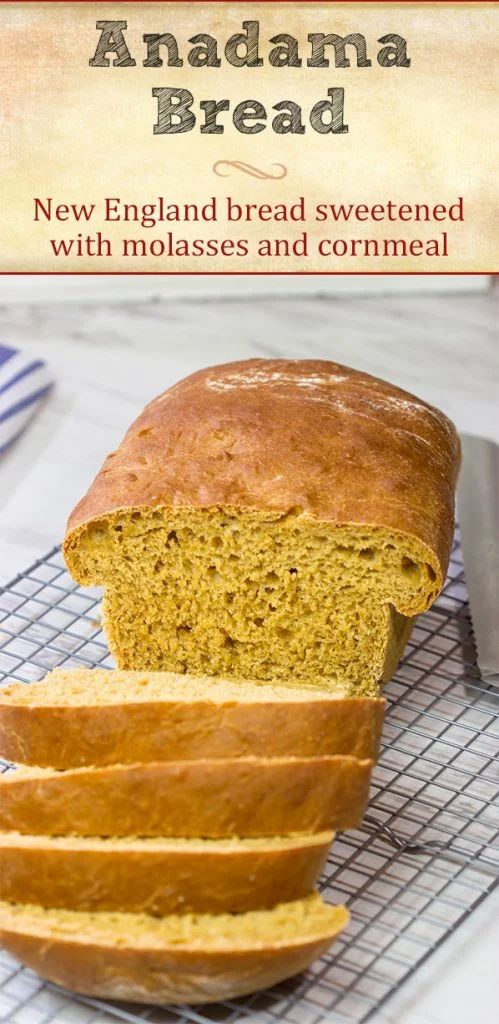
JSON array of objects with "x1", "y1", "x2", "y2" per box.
[{"x1": 0, "y1": 345, "x2": 54, "y2": 455}]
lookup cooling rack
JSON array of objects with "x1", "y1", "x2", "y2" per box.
[{"x1": 0, "y1": 534, "x2": 498, "y2": 1024}]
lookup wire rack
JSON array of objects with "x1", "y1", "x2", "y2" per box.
[{"x1": 0, "y1": 534, "x2": 498, "y2": 1024}]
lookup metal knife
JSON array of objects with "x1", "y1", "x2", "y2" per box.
[{"x1": 457, "y1": 433, "x2": 499, "y2": 684}]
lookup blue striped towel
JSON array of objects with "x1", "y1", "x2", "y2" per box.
[{"x1": 0, "y1": 345, "x2": 54, "y2": 455}]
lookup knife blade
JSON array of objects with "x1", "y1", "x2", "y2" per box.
[{"x1": 457, "y1": 433, "x2": 499, "y2": 684}]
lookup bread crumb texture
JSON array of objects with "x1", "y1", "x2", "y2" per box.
[
  {"x1": 66, "y1": 510, "x2": 443, "y2": 694},
  {"x1": 0, "y1": 893, "x2": 347, "y2": 949},
  {"x1": 0, "y1": 830, "x2": 334, "y2": 851},
  {"x1": 0, "y1": 894, "x2": 349, "y2": 1002},
  {"x1": 0, "y1": 667, "x2": 346, "y2": 706},
  {"x1": 64, "y1": 360, "x2": 459, "y2": 694}
]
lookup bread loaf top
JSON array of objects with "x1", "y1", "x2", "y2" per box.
[{"x1": 65, "y1": 359, "x2": 459, "y2": 581}]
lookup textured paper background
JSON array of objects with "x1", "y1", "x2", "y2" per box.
[{"x1": 0, "y1": 2, "x2": 497, "y2": 272}]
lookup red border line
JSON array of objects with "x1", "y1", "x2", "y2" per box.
[
  {"x1": 17, "y1": 2, "x2": 495, "y2": 5},
  {"x1": 0, "y1": 272, "x2": 493, "y2": 277}
]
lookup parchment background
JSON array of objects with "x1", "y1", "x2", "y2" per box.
[{"x1": 0, "y1": 2, "x2": 497, "y2": 272}]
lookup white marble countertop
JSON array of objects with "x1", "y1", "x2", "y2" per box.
[{"x1": 0, "y1": 282, "x2": 498, "y2": 1024}]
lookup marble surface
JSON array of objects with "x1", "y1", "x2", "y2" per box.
[{"x1": 0, "y1": 283, "x2": 498, "y2": 1024}]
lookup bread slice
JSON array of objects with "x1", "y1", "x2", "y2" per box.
[
  {"x1": 0, "y1": 830, "x2": 333, "y2": 914},
  {"x1": 0, "y1": 756, "x2": 372, "y2": 836},
  {"x1": 0, "y1": 894, "x2": 348, "y2": 1004},
  {"x1": 0, "y1": 667, "x2": 385, "y2": 768},
  {"x1": 64, "y1": 359, "x2": 459, "y2": 695}
]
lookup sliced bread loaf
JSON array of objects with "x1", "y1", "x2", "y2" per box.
[
  {"x1": 0, "y1": 894, "x2": 348, "y2": 1004},
  {"x1": 64, "y1": 359, "x2": 460, "y2": 695},
  {"x1": 0, "y1": 756, "x2": 372, "y2": 836},
  {"x1": 0, "y1": 667, "x2": 385, "y2": 768},
  {"x1": 0, "y1": 830, "x2": 333, "y2": 914}
]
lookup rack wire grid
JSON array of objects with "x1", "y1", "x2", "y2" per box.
[{"x1": 0, "y1": 532, "x2": 498, "y2": 1024}]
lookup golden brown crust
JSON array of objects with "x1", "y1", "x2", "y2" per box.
[
  {"x1": 0, "y1": 908, "x2": 348, "y2": 1004},
  {"x1": 0, "y1": 690, "x2": 385, "y2": 768},
  {"x1": 0, "y1": 757, "x2": 372, "y2": 836},
  {"x1": 64, "y1": 359, "x2": 460, "y2": 582},
  {"x1": 0, "y1": 833, "x2": 332, "y2": 914}
]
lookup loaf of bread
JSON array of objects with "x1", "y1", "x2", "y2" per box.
[
  {"x1": 0, "y1": 830, "x2": 333, "y2": 914},
  {"x1": 0, "y1": 894, "x2": 348, "y2": 1004},
  {"x1": 0, "y1": 755, "x2": 372, "y2": 836},
  {"x1": 0, "y1": 668, "x2": 384, "y2": 768},
  {"x1": 64, "y1": 359, "x2": 459, "y2": 694}
]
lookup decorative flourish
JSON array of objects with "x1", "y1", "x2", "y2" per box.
[{"x1": 212, "y1": 160, "x2": 287, "y2": 180}]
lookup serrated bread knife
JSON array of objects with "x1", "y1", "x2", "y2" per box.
[{"x1": 457, "y1": 434, "x2": 499, "y2": 685}]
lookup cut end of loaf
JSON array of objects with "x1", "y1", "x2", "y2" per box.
[
  {"x1": 3, "y1": 754, "x2": 373, "y2": 781},
  {"x1": 65, "y1": 506, "x2": 441, "y2": 694},
  {"x1": 0, "y1": 667, "x2": 350, "y2": 707},
  {"x1": 0, "y1": 894, "x2": 348, "y2": 1003},
  {"x1": 0, "y1": 830, "x2": 335, "y2": 852},
  {"x1": 64, "y1": 359, "x2": 459, "y2": 692},
  {"x1": 0, "y1": 893, "x2": 348, "y2": 950},
  {"x1": 0, "y1": 667, "x2": 385, "y2": 768}
]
